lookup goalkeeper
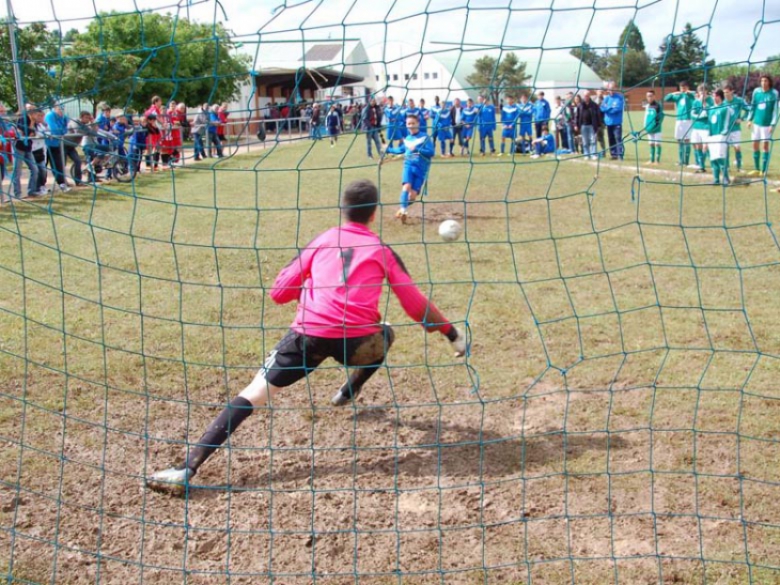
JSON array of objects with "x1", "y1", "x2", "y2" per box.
[
  {"x1": 381, "y1": 113, "x2": 435, "y2": 223},
  {"x1": 147, "y1": 179, "x2": 467, "y2": 495}
]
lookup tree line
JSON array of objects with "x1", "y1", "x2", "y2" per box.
[
  {"x1": 570, "y1": 20, "x2": 780, "y2": 97},
  {"x1": 0, "y1": 12, "x2": 250, "y2": 112}
]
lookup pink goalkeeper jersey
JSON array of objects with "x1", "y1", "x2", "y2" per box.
[{"x1": 270, "y1": 222, "x2": 454, "y2": 338}]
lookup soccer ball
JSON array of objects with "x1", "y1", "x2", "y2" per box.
[{"x1": 438, "y1": 219, "x2": 462, "y2": 242}]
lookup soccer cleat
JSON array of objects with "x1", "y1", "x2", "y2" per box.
[
  {"x1": 146, "y1": 467, "x2": 195, "y2": 496},
  {"x1": 331, "y1": 384, "x2": 361, "y2": 407},
  {"x1": 395, "y1": 209, "x2": 408, "y2": 224}
]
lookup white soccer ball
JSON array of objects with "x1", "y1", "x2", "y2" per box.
[{"x1": 438, "y1": 219, "x2": 462, "y2": 242}]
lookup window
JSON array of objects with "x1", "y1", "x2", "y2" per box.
[
  {"x1": 392, "y1": 74, "x2": 398, "y2": 81},
  {"x1": 432, "y1": 72, "x2": 438, "y2": 79},
  {"x1": 404, "y1": 74, "x2": 409, "y2": 81},
  {"x1": 412, "y1": 73, "x2": 418, "y2": 80},
  {"x1": 424, "y1": 72, "x2": 430, "y2": 80}
]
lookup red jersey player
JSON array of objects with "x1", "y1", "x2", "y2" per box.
[{"x1": 147, "y1": 179, "x2": 468, "y2": 494}]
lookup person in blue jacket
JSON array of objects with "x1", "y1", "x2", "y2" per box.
[
  {"x1": 382, "y1": 113, "x2": 435, "y2": 223},
  {"x1": 600, "y1": 81, "x2": 625, "y2": 160},
  {"x1": 44, "y1": 103, "x2": 73, "y2": 192},
  {"x1": 477, "y1": 95, "x2": 496, "y2": 156},
  {"x1": 533, "y1": 91, "x2": 551, "y2": 138}
]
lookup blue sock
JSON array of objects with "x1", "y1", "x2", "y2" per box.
[{"x1": 400, "y1": 189, "x2": 409, "y2": 210}]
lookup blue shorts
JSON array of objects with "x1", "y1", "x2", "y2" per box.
[
  {"x1": 462, "y1": 126, "x2": 474, "y2": 139},
  {"x1": 328, "y1": 126, "x2": 339, "y2": 136},
  {"x1": 402, "y1": 162, "x2": 428, "y2": 193},
  {"x1": 519, "y1": 124, "x2": 533, "y2": 139},
  {"x1": 437, "y1": 128, "x2": 452, "y2": 141}
]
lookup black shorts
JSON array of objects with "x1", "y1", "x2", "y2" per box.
[{"x1": 263, "y1": 326, "x2": 395, "y2": 388}]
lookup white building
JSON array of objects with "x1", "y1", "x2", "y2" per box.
[{"x1": 365, "y1": 42, "x2": 603, "y2": 104}]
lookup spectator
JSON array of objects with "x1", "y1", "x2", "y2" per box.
[
  {"x1": 310, "y1": 103, "x2": 322, "y2": 140},
  {"x1": 129, "y1": 115, "x2": 149, "y2": 174},
  {"x1": 451, "y1": 97, "x2": 464, "y2": 155},
  {"x1": 326, "y1": 104, "x2": 340, "y2": 147},
  {"x1": 217, "y1": 103, "x2": 229, "y2": 144},
  {"x1": 552, "y1": 96, "x2": 568, "y2": 150},
  {"x1": 575, "y1": 90, "x2": 601, "y2": 160},
  {"x1": 192, "y1": 104, "x2": 209, "y2": 161},
  {"x1": 568, "y1": 93, "x2": 580, "y2": 153},
  {"x1": 11, "y1": 106, "x2": 41, "y2": 199},
  {"x1": 600, "y1": 81, "x2": 625, "y2": 160},
  {"x1": 44, "y1": 103, "x2": 72, "y2": 192},
  {"x1": 533, "y1": 91, "x2": 551, "y2": 138},
  {"x1": 66, "y1": 113, "x2": 87, "y2": 185},
  {"x1": 145, "y1": 96, "x2": 164, "y2": 171},
  {"x1": 31, "y1": 108, "x2": 49, "y2": 193},
  {"x1": 594, "y1": 89, "x2": 607, "y2": 156},
  {"x1": 206, "y1": 105, "x2": 223, "y2": 157},
  {"x1": 361, "y1": 98, "x2": 382, "y2": 159},
  {"x1": 0, "y1": 103, "x2": 14, "y2": 189}
]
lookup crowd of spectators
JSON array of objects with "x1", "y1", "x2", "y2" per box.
[{"x1": 0, "y1": 97, "x2": 231, "y2": 204}]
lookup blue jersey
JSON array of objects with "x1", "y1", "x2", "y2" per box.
[
  {"x1": 539, "y1": 133, "x2": 556, "y2": 153},
  {"x1": 462, "y1": 106, "x2": 478, "y2": 125},
  {"x1": 384, "y1": 105, "x2": 401, "y2": 128},
  {"x1": 479, "y1": 104, "x2": 496, "y2": 131},
  {"x1": 112, "y1": 121, "x2": 128, "y2": 147},
  {"x1": 386, "y1": 131, "x2": 435, "y2": 167},
  {"x1": 518, "y1": 102, "x2": 534, "y2": 124},
  {"x1": 419, "y1": 107, "x2": 430, "y2": 130},
  {"x1": 435, "y1": 107, "x2": 452, "y2": 129},
  {"x1": 96, "y1": 113, "x2": 112, "y2": 146},
  {"x1": 129, "y1": 124, "x2": 148, "y2": 147},
  {"x1": 533, "y1": 99, "x2": 551, "y2": 123},
  {"x1": 501, "y1": 104, "x2": 520, "y2": 127}
]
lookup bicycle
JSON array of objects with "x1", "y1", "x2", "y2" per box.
[{"x1": 70, "y1": 137, "x2": 132, "y2": 184}]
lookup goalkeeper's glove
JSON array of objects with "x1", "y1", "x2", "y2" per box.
[{"x1": 445, "y1": 326, "x2": 468, "y2": 357}]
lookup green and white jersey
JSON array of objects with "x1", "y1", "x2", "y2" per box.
[
  {"x1": 664, "y1": 91, "x2": 696, "y2": 120},
  {"x1": 644, "y1": 101, "x2": 664, "y2": 134},
  {"x1": 692, "y1": 95, "x2": 714, "y2": 130},
  {"x1": 749, "y1": 87, "x2": 779, "y2": 127},
  {"x1": 724, "y1": 96, "x2": 748, "y2": 132},
  {"x1": 708, "y1": 103, "x2": 731, "y2": 136}
]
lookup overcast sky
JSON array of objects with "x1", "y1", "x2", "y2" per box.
[{"x1": 7, "y1": 0, "x2": 780, "y2": 67}]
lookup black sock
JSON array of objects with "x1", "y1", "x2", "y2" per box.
[{"x1": 183, "y1": 397, "x2": 254, "y2": 474}]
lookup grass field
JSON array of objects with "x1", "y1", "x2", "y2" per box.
[{"x1": 2, "y1": 128, "x2": 780, "y2": 584}]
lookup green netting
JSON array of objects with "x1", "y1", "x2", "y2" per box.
[{"x1": 2, "y1": 0, "x2": 780, "y2": 583}]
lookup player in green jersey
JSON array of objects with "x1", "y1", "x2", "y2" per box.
[
  {"x1": 723, "y1": 85, "x2": 749, "y2": 172},
  {"x1": 747, "y1": 74, "x2": 779, "y2": 175},
  {"x1": 664, "y1": 81, "x2": 696, "y2": 166},
  {"x1": 690, "y1": 85, "x2": 714, "y2": 173},
  {"x1": 644, "y1": 90, "x2": 664, "y2": 164},
  {"x1": 708, "y1": 89, "x2": 732, "y2": 185}
]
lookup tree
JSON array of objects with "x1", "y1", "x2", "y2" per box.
[
  {"x1": 466, "y1": 52, "x2": 530, "y2": 106},
  {"x1": 570, "y1": 43, "x2": 610, "y2": 79},
  {"x1": 619, "y1": 21, "x2": 645, "y2": 52},
  {"x1": 724, "y1": 70, "x2": 780, "y2": 101},
  {"x1": 605, "y1": 49, "x2": 655, "y2": 88},
  {"x1": 655, "y1": 23, "x2": 715, "y2": 87},
  {"x1": 60, "y1": 12, "x2": 250, "y2": 112},
  {"x1": 0, "y1": 22, "x2": 60, "y2": 109}
]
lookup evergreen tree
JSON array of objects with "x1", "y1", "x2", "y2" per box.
[
  {"x1": 655, "y1": 23, "x2": 714, "y2": 86},
  {"x1": 619, "y1": 21, "x2": 646, "y2": 52}
]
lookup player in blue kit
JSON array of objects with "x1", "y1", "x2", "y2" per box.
[
  {"x1": 382, "y1": 113, "x2": 435, "y2": 223},
  {"x1": 384, "y1": 97, "x2": 403, "y2": 149},
  {"x1": 460, "y1": 98, "x2": 478, "y2": 156},
  {"x1": 499, "y1": 95, "x2": 520, "y2": 156},
  {"x1": 404, "y1": 99, "x2": 420, "y2": 140},
  {"x1": 477, "y1": 95, "x2": 496, "y2": 156},
  {"x1": 517, "y1": 94, "x2": 534, "y2": 154},
  {"x1": 435, "y1": 101, "x2": 453, "y2": 157}
]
